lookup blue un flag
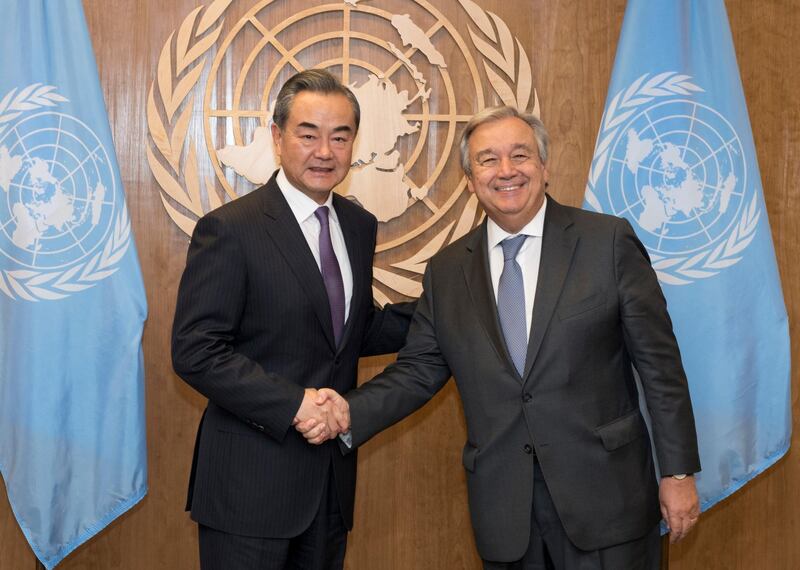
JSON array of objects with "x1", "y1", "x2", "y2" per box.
[
  {"x1": 0, "y1": 1, "x2": 147, "y2": 567},
  {"x1": 584, "y1": 0, "x2": 790, "y2": 513}
]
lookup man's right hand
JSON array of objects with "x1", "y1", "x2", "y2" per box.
[{"x1": 293, "y1": 388, "x2": 350, "y2": 444}]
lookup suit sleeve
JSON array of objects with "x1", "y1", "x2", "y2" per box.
[
  {"x1": 347, "y1": 265, "x2": 452, "y2": 450},
  {"x1": 359, "y1": 300, "x2": 417, "y2": 356},
  {"x1": 171, "y1": 213, "x2": 304, "y2": 442},
  {"x1": 614, "y1": 218, "x2": 701, "y2": 476},
  {"x1": 358, "y1": 216, "x2": 417, "y2": 356}
]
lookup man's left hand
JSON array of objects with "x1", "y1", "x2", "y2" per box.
[{"x1": 659, "y1": 475, "x2": 700, "y2": 543}]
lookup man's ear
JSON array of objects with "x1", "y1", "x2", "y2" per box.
[
  {"x1": 270, "y1": 123, "x2": 282, "y2": 159},
  {"x1": 466, "y1": 176, "x2": 475, "y2": 194}
]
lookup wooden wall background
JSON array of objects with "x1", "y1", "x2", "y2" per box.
[{"x1": 0, "y1": 0, "x2": 797, "y2": 568}]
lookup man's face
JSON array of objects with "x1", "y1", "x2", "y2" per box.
[
  {"x1": 271, "y1": 91, "x2": 356, "y2": 204},
  {"x1": 466, "y1": 116, "x2": 549, "y2": 233}
]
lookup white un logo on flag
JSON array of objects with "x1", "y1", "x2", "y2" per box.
[
  {"x1": 0, "y1": 84, "x2": 132, "y2": 301},
  {"x1": 585, "y1": 72, "x2": 761, "y2": 286}
]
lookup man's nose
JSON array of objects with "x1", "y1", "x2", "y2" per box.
[
  {"x1": 497, "y1": 156, "x2": 515, "y2": 177},
  {"x1": 315, "y1": 138, "x2": 333, "y2": 159}
]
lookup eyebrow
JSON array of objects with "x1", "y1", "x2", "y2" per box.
[
  {"x1": 473, "y1": 149, "x2": 496, "y2": 160},
  {"x1": 509, "y1": 143, "x2": 534, "y2": 153},
  {"x1": 295, "y1": 122, "x2": 354, "y2": 134},
  {"x1": 473, "y1": 143, "x2": 534, "y2": 159}
]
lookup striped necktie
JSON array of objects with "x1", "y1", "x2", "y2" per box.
[
  {"x1": 314, "y1": 206, "x2": 345, "y2": 345},
  {"x1": 497, "y1": 235, "x2": 528, "y2": 375}
]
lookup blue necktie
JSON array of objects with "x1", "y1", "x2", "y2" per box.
[
  {"x1": 315, "y1": 206, "x2": 345, "y2": 346},
  {"x1": 498, "y1": 235, "x2": 528, "y2": 375}
]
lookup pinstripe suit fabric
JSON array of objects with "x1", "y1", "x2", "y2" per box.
[{"x1": 172, "y1": 174, "x2": 413, "y2": 543}]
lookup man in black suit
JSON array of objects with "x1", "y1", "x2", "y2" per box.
[
  {"x1": 172, "y1": 69, "x2": 413, "y2": 569},
  {"x1": 303, "y1": 106, "x2": 701, "y2": 569}
]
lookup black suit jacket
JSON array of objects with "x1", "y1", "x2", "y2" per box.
[
  {"x1": 172, "y1": 174, "x2": 413, "y2": 537},
  {"x1": 346, "y1": 197, "x2": 700, "y2": 561}
]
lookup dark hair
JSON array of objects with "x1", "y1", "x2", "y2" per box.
[{"x1": 272, "y1": 69, "x2": 360, "y2": 132}]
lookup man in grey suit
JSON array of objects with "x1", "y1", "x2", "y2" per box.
[
  {"x1": 300, "y1": 106, "x2": 701, "y2": 569},
  {"x1": 172, "y1": 70, "x2": 413, "y2": 569}
]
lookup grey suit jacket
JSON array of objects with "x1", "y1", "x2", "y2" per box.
[{"x1": 346, "y1": 196, "x2": 700, "y2": 561}]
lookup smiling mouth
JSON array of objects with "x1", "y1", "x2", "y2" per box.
[{"x1": 495, "y1": 184, "x2": 523, "y2": 192}]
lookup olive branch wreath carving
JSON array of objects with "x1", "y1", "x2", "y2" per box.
[{"x1": 146, "y1": 0, "x2": 231, "y2": 237}]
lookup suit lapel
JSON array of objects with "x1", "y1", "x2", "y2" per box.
[
  {"x1": 261, "y1": 179, "x2": 337, "y2": 351},
  {"x1": 332, "y1": 193, "x2": 363, "y2": 353},
  {"x1": 462, "y1": 222, "x2": 521, "y2": 380},
  {"x1": 522, "y1": 198, "x2": 578, "y2": 382}
]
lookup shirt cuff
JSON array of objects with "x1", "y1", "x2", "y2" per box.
[{"x1": 338, "y1": 431, "x2": 353, "y2": 448}]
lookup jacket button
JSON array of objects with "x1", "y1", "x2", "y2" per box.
[
  {"x1": 523, "y1": 444, "x2": 533, "y2": 454},
  {"x1": 523, "y1": 393, "x2": 532, "y2": 403}
]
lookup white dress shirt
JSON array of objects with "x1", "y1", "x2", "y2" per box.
[
  {"x1": 486, "y1": 197, "x2": 547, "y2": 340},
  {"x1": 276, "y1": 169, "x2": 353, "y2": 321}
]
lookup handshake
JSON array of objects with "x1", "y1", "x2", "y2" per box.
[{"x1": 293, "y1": 388, "x2": 351, "y2": 445}]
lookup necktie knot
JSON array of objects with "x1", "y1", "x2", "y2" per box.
[
  {"x1": 501, "y1": 235, "x2": 527, "y2": 262},
  {"x1": 314, "y1": 206, "x2": 330, "y2": 227}
]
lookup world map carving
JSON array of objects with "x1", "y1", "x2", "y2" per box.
[{"x1": 147, "y1": 0, "x2": 538, "y2": 301}]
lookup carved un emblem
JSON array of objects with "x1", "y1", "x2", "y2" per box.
[{"x1": 147, "y1": 0, "x2": 539, "y2": 302}]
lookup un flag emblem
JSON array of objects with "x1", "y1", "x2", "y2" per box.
[
  {"x1": 585, "y1": 73, "x2": 760, "y2": 285},
  {"x1": 0, "y1": 85, "x2": 132, "y2": 301},
  {"x1": 607, "y1": 99, "x2": 745, "y2": 256}
]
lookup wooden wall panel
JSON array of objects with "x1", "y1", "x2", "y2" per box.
[
  {"x1": 0, "y1": 489, "x2": 30, "y2": 569},
  {"x1": 0, "y1": 1, "x2": 796, "y2": 568}
]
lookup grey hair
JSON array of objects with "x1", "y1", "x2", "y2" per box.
[
  {"x1": 459, "y1": 106, "x2": 549, "y2": 177},
  {"x1": 272, "y1": 69, "x2": 361, "y2": 132}
]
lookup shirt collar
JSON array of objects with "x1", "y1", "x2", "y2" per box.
[
  {"x1": 487, "y1": 196, "x2": 548, "y2": 250},
  {"x1": 276, "y1": 169, "x2": 338, "y2": 224}
]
